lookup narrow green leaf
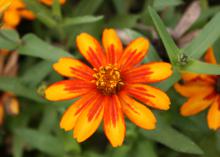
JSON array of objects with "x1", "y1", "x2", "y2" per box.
[
  {"x1": 153, "y1": 0, "x2": 183, "y2": 11},
  {"x1": 0, "y1": 29, "x2": 20, "y2": 50},
  {"x1": 106, "y1": 14, "x2": 140, "y2": 28},
  {"x1": 62, "y1": 15, "x2": 103, "y2": 27},
  {"x1": 132, "y1": 140, "x2": 157, "y2": 157},
  {"x1": 140, "y1": 122, "x2": 203, "y2": 154},
  {"x1": 73, "y1": 0, "x2": 104, "y2": 16},
  {"x1": 15, "y1": 128, "x2": 65, "y2": 156},
  {"x1": 21, "y1": 61, "x2": 53, "y2": 86},
  {"x1": 52, "y1": 0, "x2": 62, "y2": 19},
  {"x1": 12, "y1": 135, "x2": 24, "y2": 157},
  {"x1": 24, "y1": 0, "x2": 57, "y2": 28},
  {"x1": 181, "y1": 59, "x2": 220, "y2": 74},
  {"x1": 112, "y1": 0, "x2": 128, "y2": 15},
  {"x1": 0, "y1": 76, "x2": 44, "y2": 102},
  {"x1": 183, "y1": 12, "x2": 220, "y2": 59},
  {"x1": 18, "y1": 34, "x2": 72, "y2": 61},
  {"x1": 148, "y1": 6, "x2": 180, "y2": 64}
]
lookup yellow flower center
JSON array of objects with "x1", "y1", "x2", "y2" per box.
[{"x1": 93, "y1": 64, "x2": 124, "y2": 95}]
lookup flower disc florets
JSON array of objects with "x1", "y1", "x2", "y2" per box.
[{"x1": 93, "y1": 64, "x2": 124, "y2": 95}]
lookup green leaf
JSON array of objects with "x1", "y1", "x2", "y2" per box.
[
  {"x1": 24, "y1": 0, "x2": 57, "y2": 28},
  {"x1": 140, "y1": 122, "x2": 203, "y2": 154},
  {"x1": 112, "y1": 0, "x2": 128, "y2": 15},
  {"x1": 15, "y1": 128, "x2": 65, "y2": 156},
  {"x1": 0, "y1": 29, "x2": 20, "y2": 50},
  {"x1": 153, "y1": 0, "x2": 183, "y2": 11},
  {"x1": 0, "y1": 76, "x2": 44, "y2": 102},
  {"x1": 181, "y1": 59, "x2": 220, "y2": 74},
  {"x1": 131, "y1": 140, "x2": 157, "y2": 157},
  {"x1": 62, "y1": 15, "x2": 104, "y2": 27},
  {"x1": 52, "y1": 0, "x2": 62, "y2": 19},
  {"x1": 183, "y1": 12, "x2": 220, "y2": 59},
  {"x1": 73, "y1": 0, "x2": 104, "y2": 16},
  {"x1": 12, "y1": 135, "x2": 24, "y2": 157},
  {"x1": 18, "y1": 34, "x2": 72, "y2": 61},
  {"x1": 106, "y1": 14, "x2": 140, "y2": 28},
  {"x1": 21, "y1": 61, "x2": 53, "y2": 86},
  {"x1": 148, "y1": 6, "x2": 180, "y2": 64}
]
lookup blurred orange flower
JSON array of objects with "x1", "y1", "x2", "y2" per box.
[
  {"x1": 175, "y1": 48, "x2": 220, "y2": 130},
  {"x1": 0, "y1": 93, "x2": 19, "y2": 125},
  {"x1": 1, "y1": 0, "x2": 35, "y2": 29},
  {"x1": 40, "y1": 0, "x2": 66, "y2": 6},
  {"x1": 45, "y1": 28, "x2": 172, "y2": 147}
]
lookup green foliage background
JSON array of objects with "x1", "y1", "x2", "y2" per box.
[{"x1": 1, "y1": 0, "x2": 220, "y2": 157}]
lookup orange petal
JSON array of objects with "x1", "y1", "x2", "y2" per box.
[
  {"x1": 181, "y1": 72, "x2": 215, "y2": 84},
  {"x1": 76, "y1": 33, "x2": 106, "y2": 68},
  {"x1": 73, "y1": 95, "x2": 104, "y2": 142},
  {"x1": 119, "y1": 93, "x2": 156, "y2": 130},
  {"x1": 60, "y1": 93, "x2": 98, "y2": 131},
  {"x1": 20, "y1": 10, "x2": 35, "y2": 20},
  {"x1": 3, "y1": 10, "x2": 21, "y2": 28},
  {"x1": 40, "y1": 0, "x2": 66, "y2": 5},
  {"x1": 174, "y1": 82, "x2": 213, "y2": 98},
  {"x1": 102, "y1": 28, "x2": 123, "y2": 64},
  {"x1": 204, "y1": 48, "x2": 217, "y2": 64},
  {"x1": 104, "y1": 95, "x2": 125, "y2": 147},
  {"x1": 0, "y1": 103, "x2": 4, "y2": 125},
  {"x1": 53, "y1": 57, "x2": 94, "y2": 81},
  {"x1": 126, "y1": 84, "x2": 170, "y2": 110},
  {"x1": 119, "y1": 37, "x2": 150, "y2": 70},
  {"x1": 45, "y1": 80, "x2": 95, "y2": 101},
  {"x1": 180, "y1": 87, "x2": 215, "y2": 116},
  {"x1": 207, "y1": 97, "x2": 220, "y2": 130},
  {"x1": 2, "y1": 93, "x2": 19, "y2": 115},
  {"x1": 123, "y1": 62, "x2": 172, "y2": 84}
]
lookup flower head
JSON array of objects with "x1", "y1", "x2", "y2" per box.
[
  {"x1": 1, "y1": 0, "x2": 35, "y2": 29},
  {"x1": 45, "y1": 28, "x2": 172, "y2": 147},
  {"x1": 175, "y1": 48, "x2": 220, "y2": 130}
]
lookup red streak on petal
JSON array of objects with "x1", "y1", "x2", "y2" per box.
[
  {"x1": 88, "y1": 96, "x2": 104, "y2": 121},
  {"x1": 87, "y1": 47, "x2": 102, "y2": 68},
  {"x1": 75, "y1": 93, "x2": 99, "y2": 116},
  {"x1": 70, "y1": 67, "x2": 93, "y2": 80},
  {"x1": 204, "y1": 91, "x2": 216, "y2": 100},
  {"x1": 64, "y1": 80, "x2": 95, "y2": 92}
]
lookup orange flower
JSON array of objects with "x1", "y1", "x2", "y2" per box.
[
  {"x1": 0, "y1": 93, "x2": 19, "y2": 125},
  {"x1": 45, "y1": 28, "x2": 173, "y2": 147},
  {"x1": 175, "y1": 48, "x2": 220, "y2": 130},
  {"x1": 39, "y1": 0, "x2": 66, "y2": 6},
  {"x1": 1, "y1": 0, "x2": 35, "y2": 29}
]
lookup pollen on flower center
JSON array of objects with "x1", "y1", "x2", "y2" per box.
[{"x1": 93, "y1": 64, "x2": 124, "y2": 95}]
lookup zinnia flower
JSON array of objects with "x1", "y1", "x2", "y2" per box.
[
  {"x1": 1, "y1": 0, "x2": 35, "y2": 29},
  {"x1": 45, "y1": 28, "x2": 172, "y2": 147},
  {"x1": 175, "y1": 48, "x2": 220, "y2": 130},
  {"x1": 39, "y1": 0, "x2": 66, "y2": 6}
]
